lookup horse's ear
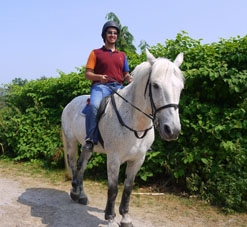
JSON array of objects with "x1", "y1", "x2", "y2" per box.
[
  {"x1": 146, "y1": 48, "x2": 156, "y2": 65},
  {"x1": 174, "y1": 53, "x2": 184, "y2": 67}
]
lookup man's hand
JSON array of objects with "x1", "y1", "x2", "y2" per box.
[
  {"x1": 123, "y1": 74, "x2": 133, "y2": 83},
  {"x1": 100, "y1": 75, "x2": 109, "y2": 84}
]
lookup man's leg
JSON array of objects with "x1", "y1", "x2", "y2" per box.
[{"x1": 83, "y1": 84, "x2": 112, "y2": 151}]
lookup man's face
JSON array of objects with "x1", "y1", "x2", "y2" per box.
[{"x1": 105, "y1": 27, "x2": 118, "y2": 44}]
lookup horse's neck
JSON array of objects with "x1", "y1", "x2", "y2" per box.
[{"x1": 117, "y1": 82, "x2": 153, "y2": 130}]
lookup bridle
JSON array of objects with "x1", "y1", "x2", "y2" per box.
[
  {"x1": 144, "y1": 70, "x2": 179, "y2": 126},
  {"x1": 107, "y1": 70, "x2": 179, "y2": 139}
]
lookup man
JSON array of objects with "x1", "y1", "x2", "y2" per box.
[{"x1": 82, "y1": 21, "x2": 132, "y2": 152}]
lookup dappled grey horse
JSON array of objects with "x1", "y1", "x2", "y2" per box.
[{"x1": 61, "y1": 49, "x2": 185, "y2": 227}]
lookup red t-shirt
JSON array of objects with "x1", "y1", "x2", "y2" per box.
[{"x1": 86, "y1": 46, "x2": 129, "y2": 84}]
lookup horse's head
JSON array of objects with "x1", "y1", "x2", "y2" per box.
[{"x1": 146, "y1": 49, "x2": 185, "y2": 141}]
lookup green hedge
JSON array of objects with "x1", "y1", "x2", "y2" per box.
[
  {"x1": 144, "y1": 32, "x2": 247, "y2": 212},
  {"x1": 1, "y1": 32, "x2": 247, "y2": 212}
]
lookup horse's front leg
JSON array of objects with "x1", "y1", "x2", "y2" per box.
[
  {"x1": 70, "y1": 148, "x2": 92, "y2": 204},
  {"x1": 119, "y1": 158, "x2": 145, "y2": 227},
  {"x1": 105, "y1": 158, "x2": 120, "y2": 223}
]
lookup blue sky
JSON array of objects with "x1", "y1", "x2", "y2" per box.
[{"x1": 1, "y1": 0, "x2": 247, "y2": 85}]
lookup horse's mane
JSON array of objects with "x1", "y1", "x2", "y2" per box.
[
  {"x1": 131, "y1": 61, "x2": 151, "y2": 80},
  {"x1": 131, "y1": 57, "x2": 185, "y2": 86},
  {"x1": 155, "y1": 57, "x2": 185, "y2": 85}
]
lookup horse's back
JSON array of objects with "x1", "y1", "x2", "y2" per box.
[{"x1": 62, "y1": 95, "x2": 89, "y2": 116}]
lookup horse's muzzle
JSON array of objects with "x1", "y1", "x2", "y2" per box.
[{"x1": 159, "y1": 123, "x2": 181, "y2": 141}]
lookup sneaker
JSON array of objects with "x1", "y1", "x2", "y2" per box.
[{"x1": 82, "y1": 140, "x2": 94, "y2": 152}]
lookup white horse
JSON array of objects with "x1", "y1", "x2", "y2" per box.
[{"x1": 61, "y1": 49, "x2": 185, "y2": 227}]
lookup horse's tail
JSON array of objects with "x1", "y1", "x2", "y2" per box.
[{"x1": 62, "y1": 127, "x2": 72, "y2": 179}]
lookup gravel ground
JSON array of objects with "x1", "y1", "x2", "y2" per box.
[
  {"x1": 0, "y1": 171, "x2": 173, "y2": 227},
  {"x1": 1, "y1": 162, "x2": 247, "y2": 227}
]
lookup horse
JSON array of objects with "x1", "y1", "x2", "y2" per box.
[{"x1": 61, "y1": 49, "x2": 185, "y2": 227}]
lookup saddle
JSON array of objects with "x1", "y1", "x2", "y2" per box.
[{"x1": 81, "y1": 96, "x2": 110, "y2": 118}]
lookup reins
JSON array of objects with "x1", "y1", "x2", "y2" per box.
[
  {"x1": 105, "y1": 76, "x2": 153, "y2": 139},
  {"x1": 106, "y1": 77, "x2": 153, "y2": 120},
  {"x1": 110, "y1": 94, "x2": 152, "y2": 139}
]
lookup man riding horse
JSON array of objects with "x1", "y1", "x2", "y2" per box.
[{"x1": 82, "y1": 21, "x2": 132, "y2": 152}]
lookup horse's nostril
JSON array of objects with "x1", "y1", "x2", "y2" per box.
[{"x1": 164, "y1": 124, "x2": 172, "y2": 135}]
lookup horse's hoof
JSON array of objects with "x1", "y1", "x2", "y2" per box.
[
  {"x1": 70, "y1": 192, "x2": 79, "y2": 201},
  {"x1": 120, "y1": 213, "x2": 133, "y2": 227},
  {"x1": 70, "y1": 189, "x2": 79, "y2": 202},
  {"x1": 120, "y1": 223, "x2": 133, "y2": 227},
  {"x1": 107, "y1": 220, "x2": 119, "y2": 227},
  {"x1": 78, "y1": 190, "x2": 89, "y2": 205},
  {"x1": 78, "y1": 196, "x2": 89, "y2": 205}
]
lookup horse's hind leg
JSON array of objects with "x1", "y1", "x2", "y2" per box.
[
  {"x1": 63, "y1": 130, "x2": 92, "y2": 204},
  {"x1": 73, "y1": 148, "x2": 92, "y2": 204}
]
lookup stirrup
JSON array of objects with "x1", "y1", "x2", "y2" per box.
[{"x1": 82, "y1": 140, "x2": 94, "y2": 152}]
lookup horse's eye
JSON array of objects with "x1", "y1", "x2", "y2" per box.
[{"x1": 153, "y1": 83, "x2": 159, "y2": 89}]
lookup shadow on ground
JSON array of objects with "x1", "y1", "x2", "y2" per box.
[{"x1": 18, "y1": 187, "x2": 108, "y2": 227}]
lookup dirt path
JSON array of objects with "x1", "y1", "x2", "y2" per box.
[{"x1": 0, "y1": 161, "x2": 247, "y2": 227}]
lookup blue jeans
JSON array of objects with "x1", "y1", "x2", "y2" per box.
[{"x1": 85, "y1": 82, "x2": 123, "y2": 144}]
